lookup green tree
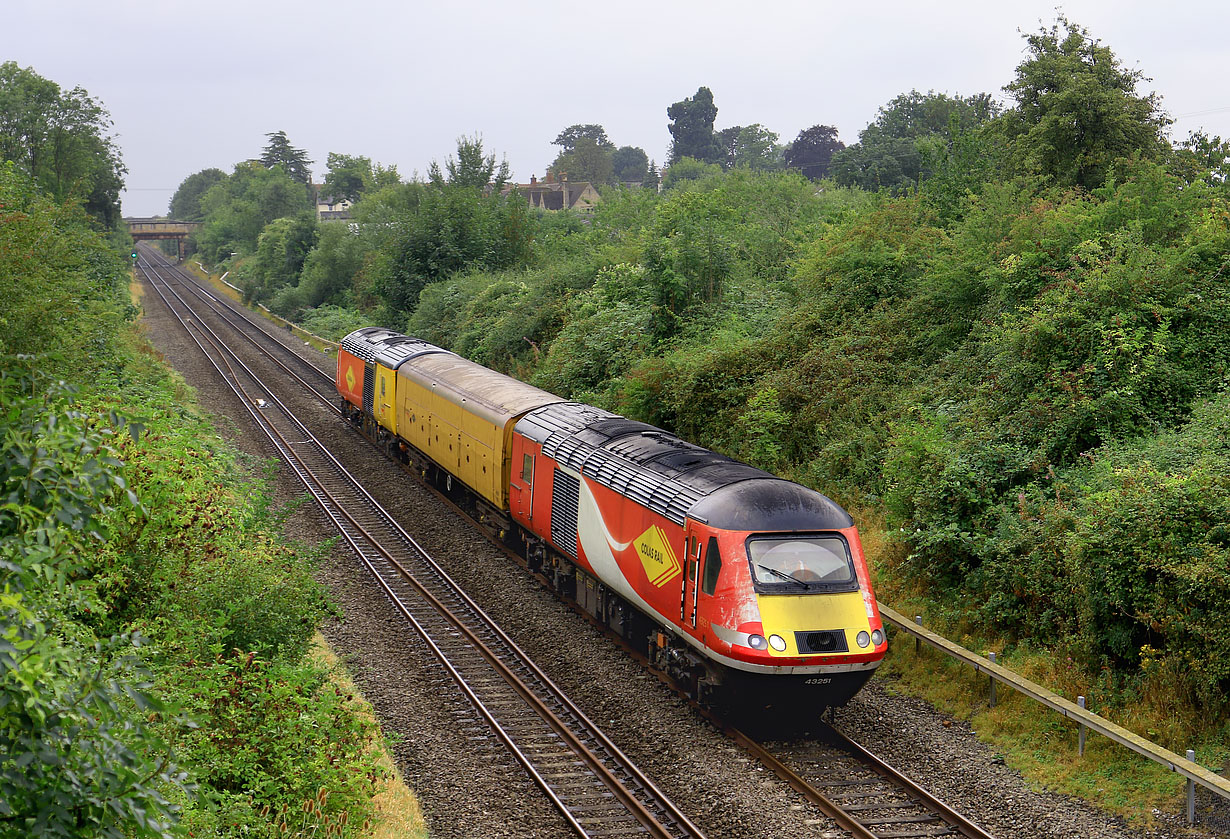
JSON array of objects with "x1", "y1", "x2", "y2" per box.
[
  {"x1": 667, "y1": 86, "x2": 724, "y2": 166},
  {"x1": 994, "y1": 16, "x2": 1171, "y2": 189},
  {"x1": 831, "y1": 90, "x2": 998, "y2": 192},
  {"x1": 368, "y1": 145, "x2": 534, "y2": 318},
  {"x1": 169, "y1": 168, "x2": 225, "y2": 220},
  {"x1": 643, "y1": 160, "x2": 660, "y2": 190},
  {"x1": 428, "y1": 134, "x2": 510, "y2": 189},
  {"x1": 716, "y1": 126, "x2": 741, "y2": 168},
  {"x1": 784, "y1": 124, "x2": 844, "y2": 180},
  {"x1": 260, "y1": 130, "x2": 313, "y2": 185},
  {"x1": 730, "y1": 124, "x2": 783, "y2": 171},
  {"x1": 0, "y1": 62, "x2": 126, "y2": 227},
  {"x1": 322, "y1": 152, "x2": 369, "y2": 203},
  {"x1": 661, "y1": 157, "x2": 721, "y2": 189},
  {"x1": 322, "y1": 152, "x2": 400, "y2": 203},
  {"x1": 0, "y1": 163, "x2": 132, "y2": 368},
  {"x1": 1171, "y1": 131, "x2": 1230, "y2": 186},
  {"x1": 247, "y1": 211, "x2": 318, "y2": 301},
  {"x1": 193, "y1": 162, "x2": 313, "y2": 263},
  {"x1": 549, "y1": 137, "x2": 614, "y2": 184},
  {"x1": 552, "y1": 124, "x2": 613, "y2": 153},
  {"x1": 295, "y1": 220, "x2": 368, "y2": 309},
  {"x1": 612, "y1": 145, "x2": 650, "y2": 183}
]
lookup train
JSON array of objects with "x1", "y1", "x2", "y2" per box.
[{"x1": 336, "y1": 326, "x2": 886, "y2": 710}]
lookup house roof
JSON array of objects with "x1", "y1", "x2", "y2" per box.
[{"x1": 501, "y1": 180, "x2": 598, "y2": 209}]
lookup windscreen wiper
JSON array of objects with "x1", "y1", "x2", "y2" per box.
[{"x1": 757, "y1": 563, "x2": 812, "y2": 589}]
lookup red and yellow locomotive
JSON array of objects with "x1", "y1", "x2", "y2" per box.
[{"x1": 337, "y1": 327, "x2": 886, "y2": 708}]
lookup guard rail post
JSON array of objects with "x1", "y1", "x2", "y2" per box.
[
  {"x1": 1077, "y1": 697, "x2": 1086, "y2": 756},
  {"x1": 987, "y1": 652, "x2": 997, "y2": 708},
  {"x1": 1188, "y1": 750, "x2": 1196, "y2": 824}
]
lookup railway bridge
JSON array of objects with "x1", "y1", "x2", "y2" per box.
[{"x1": 125, "y1": 218, "x2": 201, "y2": 261}]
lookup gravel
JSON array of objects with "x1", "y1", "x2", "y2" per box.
[{"x1": 136, "y1": 265, "x2": 1222, "y2": 839}]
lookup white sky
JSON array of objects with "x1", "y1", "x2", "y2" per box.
[{"x1": 6, "y1": 0, "x2": 1228, "y2": 218}]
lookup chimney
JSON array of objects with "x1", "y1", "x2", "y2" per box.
[{"x1": 530, "y1": 174, "x2": 537, "y2": 185}]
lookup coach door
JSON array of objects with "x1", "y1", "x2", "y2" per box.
[{"x1": 681, "y1": 526, "x2": 702, "y2": 629}]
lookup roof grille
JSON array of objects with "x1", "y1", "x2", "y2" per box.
[{"x1": 550, "y1": 469, "x2": 579, "y2": 559}]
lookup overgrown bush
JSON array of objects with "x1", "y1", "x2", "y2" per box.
[{"x1": 0, "y1": 367, "x2": 186, "y2": 838}]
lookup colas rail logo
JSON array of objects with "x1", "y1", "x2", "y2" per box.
[
  {"x1": 344, "y1": 364, "x2": 357, "y2": 395},
  {"x1": 634, "y1": 525, "x2": 681, "y2": 587}
]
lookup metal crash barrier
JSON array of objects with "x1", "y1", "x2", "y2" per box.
[{"x1": 878, "y1": 603, "x2": 1230, "y2": 823}]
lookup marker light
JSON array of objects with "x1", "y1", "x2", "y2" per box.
[
  {"x1": 872, "y1": 629, "x2": 885, "y2": 646},
  {"x1": 748, "y1": 634, "x2": 768, "y2": 650},
  {"x1": 768, "y1": 634, "x2": 787, "y2": 652},
  {"x1": 856, "y1": 631, "x2": 871, "y2": 648}
]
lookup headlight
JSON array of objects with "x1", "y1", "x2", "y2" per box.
[
  {"x1": 748, "y1": 634, "x2": 767, "y2": 650},
  {"x1": 872, "y1": 629, "x2": 884, "y2": 646},
  {"x1": 856, "y1": 630, "x2": 871, "y2": 648},
  {"x1": 768, "y1": 634, "x2": 787, "y2": 652}
]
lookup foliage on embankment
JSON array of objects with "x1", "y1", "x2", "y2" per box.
[{"x1": 0, "y1": 160, "x2": 385, "y2": 837}]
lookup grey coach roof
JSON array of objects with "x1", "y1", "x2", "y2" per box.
[
  {"x1": 516, "y1": 402, "x2": 852, "y2": 530},
  {"x1": 340, "y1": 327, "x2": 454, "y2": 368}
]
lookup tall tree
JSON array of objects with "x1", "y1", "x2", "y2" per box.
[
  {"x1": 667, "y1": 87, "x2": 724, "y2": 166},
  {"x1": 552, "y1": 124, "x2": 613, "y2": 153},
  {"x1": 716, "y1": 126, "x2": 742, "y2": 169},
  {"x1": 643, "y1": 160, "x2": 660, "y2": 190},
  {"x1": 730, "y1": 124, "x2": 783, "y2": 171},
  {"x1": 169, "y1": 168, "x2": 225, "y2": 220},
  {"x1": 831, "y1": 91, "x2": 998, "y2": 192},
  {"x1": 612, "y1": 145, "x2": 650, "y2": 183},
  {"x1": 994, "y1": 16, "x2": 1171, "y2": 189},
  {"x1": 549, "y1": 137, "x2": 614, "y2": 184},
  {"x1": 260, "y1": 130, "x2": 313, "y2": 185},
  {"x1": 428, "y1": 134, "x2": 510, "y2": 189},
  {"x1": 0, "y1": 62, "x2": 126, "y2": 227},
  {"x1": 322, "y1": 152, "x2": 402, "y2": 203},
  {"x1": 1171, "y1": 131, "x2": 1230, "y2": 186},
  {"x1": 784, "y1": 125, "x2": 844, "y2": 180},
  {"x1": 322, "y1": 153, "x2": 369, "y2": 203},
  {"x1": 192, "y1": 161, "x2": 313, "y2": 263}
]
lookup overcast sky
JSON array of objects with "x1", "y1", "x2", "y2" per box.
[{"x1": 6, "y1": 1, "x2": 1228, "y2": 218}]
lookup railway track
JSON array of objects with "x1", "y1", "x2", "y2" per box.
[
  {"x1": 725, "y1": 722, "x2": 994, "y2": 839},
  {"x1": 136, "y1": 245, "x2": 995, "y2": 839},
  {"x1": 137, "y1": 249, "x2": 705, "y2": 839}
]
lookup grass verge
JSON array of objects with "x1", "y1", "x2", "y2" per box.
[
  {"x1": 311, "y1": 635, "x2": 429, "y2": 839},
  {"x1": 852, "y1": 506, "x2": 1227, "y2": 828}
]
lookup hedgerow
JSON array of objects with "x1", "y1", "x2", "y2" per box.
[{"x1": 0, "y1": 161, "x2": 385, "y2": 837}]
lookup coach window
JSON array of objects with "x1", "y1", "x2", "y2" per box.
[
  {"x1": 522, "y1": 453, "x2": 534, "y2": 486},
  {"x1": 700, "y1": 537, "x2": 721, "y2": 595}
]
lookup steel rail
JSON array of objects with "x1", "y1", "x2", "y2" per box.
[
  {"x1": 819, "y1": 723, "x2": 996, "y2": 839},
  {"x1": 138, "y1": 249, "x2": 335, "y2": 395}
]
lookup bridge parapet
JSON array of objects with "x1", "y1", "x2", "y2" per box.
[{"x1": 125, "y1": 218, "x2": 202, "y2": 260}]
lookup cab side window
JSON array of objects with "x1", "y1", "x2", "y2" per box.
[
  {"x1": 700, "y1": 537, "x2": 722, "y2": 595},
  {"x1": 522, "y1": 453, "x2": 534, "y2": 485}
]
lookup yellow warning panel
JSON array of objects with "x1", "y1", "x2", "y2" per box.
[{"x1": 635, "y1": 525, "x2": 681, "y2": 587}]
